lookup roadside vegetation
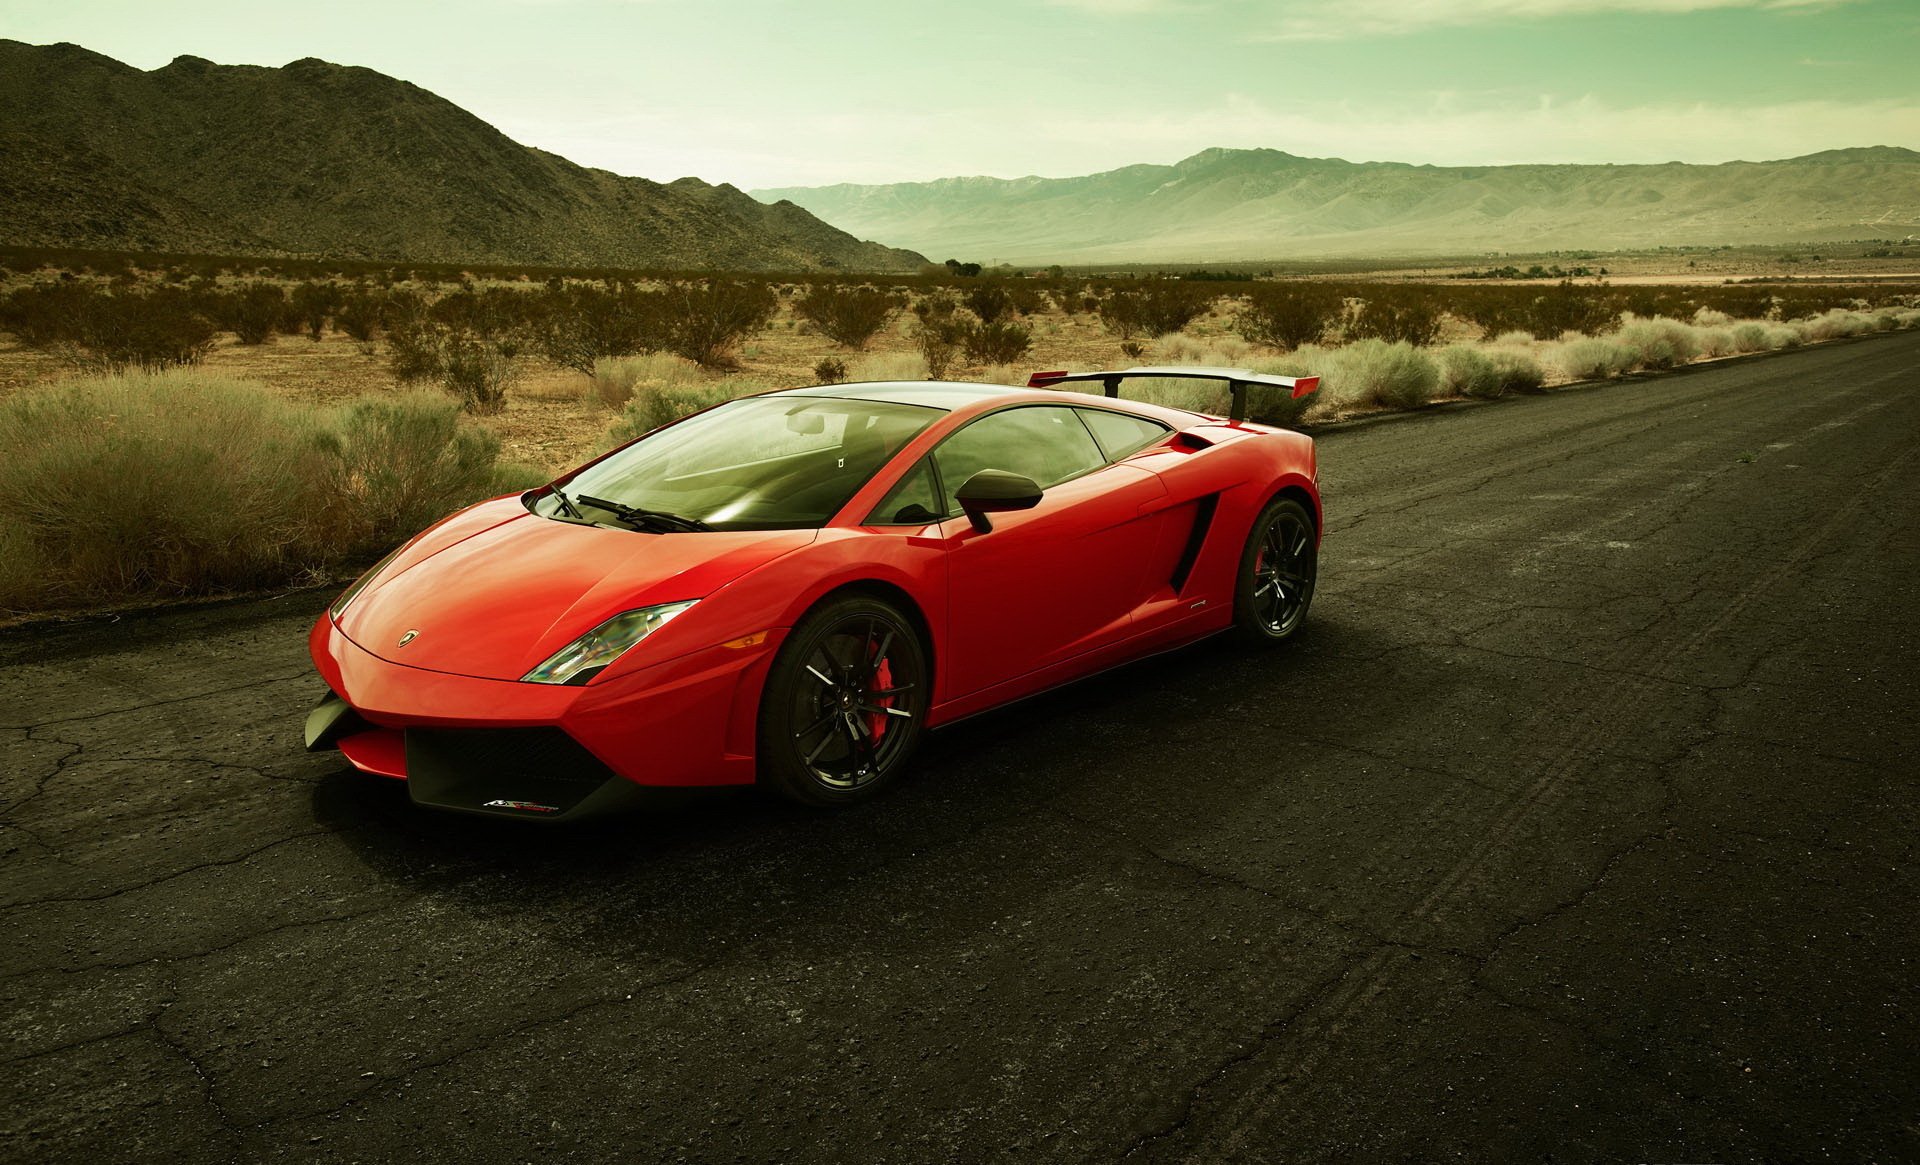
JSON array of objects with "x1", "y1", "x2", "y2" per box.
[
  {"x1": 0, "y1": 372, "x2": 541, "y2": 613},
  {"x1": 1, "y1": 247, "x2": 1915, "y2": 616}
]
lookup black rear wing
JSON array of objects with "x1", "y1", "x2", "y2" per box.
[{"x1": 1026, "y1": 366, "x2": 1319, "y2": 423}]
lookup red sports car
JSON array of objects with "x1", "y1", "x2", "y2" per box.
[{"x1": 305, "y1": 366, "x2": 1321, "y2": 819}]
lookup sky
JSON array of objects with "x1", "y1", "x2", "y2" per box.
[{"x1": 4, "y1": 0, "x2": 1917, "y2": 189}]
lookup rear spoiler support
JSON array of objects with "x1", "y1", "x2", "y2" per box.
[{"x1": 1025, "y1": 366, "x2": 1319, "y2": 423}]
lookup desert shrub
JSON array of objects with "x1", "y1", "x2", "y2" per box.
[
  {"x1": 961, "y1": 320, "x2": 1033, "y2": 364},
  {"x1": 0, "y1": 373, "x2": 538, "y2": 610},
  {"x1": 655, "y1": 281, "x2": 777, "y2": 368},
  {"x1": 222, "y1": 283, "x2": 288, "y2": 344},
  {"x1": 1437, "y1": 345, "x2": 1503, "y2": 399},
  {"x1": 795, "y1": 284, "x2": 897, "y2": 349},
  {"x1": 910, "y1": 289, "x2": 960, "y2": 321},
  {"x1": 1241, "y1": 350, "x2": 1330, "y2": 426},
  {"x1": 1695, "y1": 327, "x2": 1736, "y2": 358},
  {"x1": 1151, "y1": 333, "x2": 1252, "y2": 366},
  {"x1": 438, "y1": 334, "x2": 522, "y2": 414},
  {"x1": 849, "y1": 350, "x2": 930, "y2": 382},
  {"x1": 1794, "y1": 308, "x2": 1875, "y2": 342},
  {"x1": 0, "y1": 518, "x2": 45, "y2": 610},
  {"x1": 5, "y1": 285, "x2": 219, "y2": 372},
  {"x1": 963, "y1": 283, "x2": 1015, "y2": 325},
  {"x1": 335, "y1": 291, "x2": 383, "y2": 349},
  {"x1": 1556, "y1": 336, "x2": 1634, "y2": 380},
  {"x1": 315, "y1": 392, "x2": 540, "y2": 552},
  {"x1": 532, "y1": 284, "x2": 661, "y2": 373},
  {"x1": 912, "y1": 317, "x2": 965, "y2": 379},
  {"x1": 1489, "y1": 348, "x2": 1547, "y2": 394},
  {"x1": 814, "y1": 357, "x2": 849, "y2": 384},
  {"x1": 1729, "y1": 322, "x2": 1771, "y2": 353},
  {"x1": 1494, "y1": 330, "x2": 1536, "y2": 346},
  {"x1": 1692, "y1": 307, "x2": 1734, "y2": 328},
  {"x1": 1235, "y1": 283, "x2": 1341, "y2": 351},
  {"x1": 1524, "y1": 280, "x2": 1619, "y2": 337},
  {"x1": 289, "y1": 282, "x2": 339, "y2": 341},
  {"x1": 601, "y1": 384, "x2": 736, "y2": 448},
  {"x1": 386, "y1": 317, "x2": 521, "y2": 413},
  {"x1": 0, "y1": 373, "x2": 325, "y2": 601},
  {"x1": 1616, "y1": 316, "x2": 1701, "y2": 370},
  {"x1": 1327, "y1": 339, "x2": 1440, "y2": 410},
  {"x1": 1347, "y1": 289, "x2": 1444, "y2": 347},
  {"x1": 0, "y1": 283, "x2": 79, "y2": 348},
  {"x1": 1766, "y1": 324, "x2": 1803, "y2": 349},
  {"x1": 385, "y1": 314, "x2": 443, "y2": 384},
  {"x1": 588, "y1": 352, "x2": 705, "y2": 410},
  {"x1": 1450, "y1": 286, "x2": 1530, "y2": 337},
  {"x1": 1098, "y1": 284, "x2": 1212, "y2": 339}
]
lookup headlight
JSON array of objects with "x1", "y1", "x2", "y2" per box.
[
  {"x1": 329, "y1": 544, "x2": 408, "y2": 619},
  {"x1": 521, "y1": 601, "x2": 699, "y2": 685}
]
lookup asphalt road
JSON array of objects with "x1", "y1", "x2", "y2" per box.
[{"x1": 4, "y1": 333, "x2": 1917, "y2": 1163}]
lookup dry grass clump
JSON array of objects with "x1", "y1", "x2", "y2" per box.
[
  {"x1": 846, "y1": 350, "x2": 929, "y2": 382},
  {"x1": 1555, "y1": 336, "x2": 1635, "y2": 380},
  {"x1": 0, "y1": 371, "x2": 538, "y2": 612},
  {"x1": 1615, "y1": 316, "x2": 1702, "y2": 370},
  {"x1": 1695, "y1": 327, "x2": 1737, "y2": 358},
  {"x1": 1151, "y1": 333, "x2": 1253, "y2": 367},
  {"x1": 1794, "y1": 308, "x2": 1879, "y2": 343},
  {"x1": 599, "y1": 383, "x2": 742, "y2": 450},
  {"x1": 1438, "y1": 345, "x2": 1502, "y2": 399},
  {"x1": 1320, "y1": 339, "x2": 1440, "y2": 410},
  {"x1": 1488, "y1": 348, "x2": 1547, "y2": 394},
  {"x1": 1730, "y1": 322, "x2": 1773, "y2": 353},
  {"x1": 590, "y1": 352, "x2": 708, "y2": 409}
]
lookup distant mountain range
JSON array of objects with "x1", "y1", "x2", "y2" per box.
[
  {"x1": 0, "y1": 40, "x2": 925, "y2": 272},
  {"x1": 754, "y1": 146, "x2": 1920, "y2": 264}
]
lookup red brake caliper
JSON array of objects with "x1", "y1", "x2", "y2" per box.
[{"x1": 866, "y1": 653, "x2": 894, "y2": 742}]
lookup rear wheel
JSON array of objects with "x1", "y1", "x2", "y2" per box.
[
  {"x1": 757, "y1": 595, "x2": 929, "y2": 806},
  {"x1": 1232, "y1": 496, "x2": 1316, "y2": 645}
]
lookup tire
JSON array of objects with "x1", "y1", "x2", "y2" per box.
[
  {"x1": 757, "y1": 594, "x2": 930, "y2": 807},
  {"x1": 1232, "y1": 496, "x2": 1317, "y2": 645}
]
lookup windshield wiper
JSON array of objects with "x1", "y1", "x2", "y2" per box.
[
  {"x1": 548, "y1": 483, "x2": 585, "y2": 520},
  {"x1": 577, "y1": 494, "x2": 712, "y2": 533}
]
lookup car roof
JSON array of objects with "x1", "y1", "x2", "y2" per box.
[
  {"x1": 777, "y1": 381, "x2": 1029, "y2": 410},
  {"x1": 771, "y1": 380, "x2": 1207, "y2": 426}
]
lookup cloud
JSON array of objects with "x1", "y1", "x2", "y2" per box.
[{"x1": 1261, "y1": 0, "x2": 1859, "y2": 40}]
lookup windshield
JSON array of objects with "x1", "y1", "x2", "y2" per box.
[{"x1": 540, "y1": 395, "x2": 943, "y2": 531}]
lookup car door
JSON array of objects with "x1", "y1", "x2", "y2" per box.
[{"x1": 923, "y1": 405, "x2": 1168, "y2": 698}]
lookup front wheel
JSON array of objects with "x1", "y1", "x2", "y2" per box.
[
  {"x1": 1232, "y1": 496, "x2": 1317, "y2": 645},
  {"x1": 757, "y1": 595, "x2": 929, "y2": 807}
]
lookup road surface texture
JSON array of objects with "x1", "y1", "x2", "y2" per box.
[{"x1": 3, "y1": 332, "x2": 1916, "y2": 1163}]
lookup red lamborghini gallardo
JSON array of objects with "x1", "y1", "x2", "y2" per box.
[{"x1": 305, "y1": 367, "x2": 1321, "y2": 818}]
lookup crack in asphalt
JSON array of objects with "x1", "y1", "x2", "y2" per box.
[
  {"x1": 0, "y1": 670, "x2": 314, "y2": 732},
  {"x1": 1, "y1": 828, "x2": 348, "y2": 913}
]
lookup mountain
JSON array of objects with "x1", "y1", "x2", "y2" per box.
[
  {"x1": 0, "y1": 41, "x2": 925, "y2": 272},
  {"x1": 754, "y1": 145, "x2": 1920, "y2": 264}
]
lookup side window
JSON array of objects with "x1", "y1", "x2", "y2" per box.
[
  {"x1": 867, "y1": 458, "x2": 942, "y2": 526},
  {"x1": 1076, "y1": 408, "x2": 1171, "y2": 460},
  {"x1": 933, "y1": 406, "x2": 1106, "y2": 513}
]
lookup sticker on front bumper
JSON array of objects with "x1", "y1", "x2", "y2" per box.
[{"x1": 482, "y1": 799, "x2": 560, "y2": 814}]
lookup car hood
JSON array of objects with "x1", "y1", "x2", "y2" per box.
[{"x1": 338, "y1": 510, "x2": 814, "y2": 680}]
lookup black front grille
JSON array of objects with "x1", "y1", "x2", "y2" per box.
[{"x1": 405, "y1": 727, "x2": 621, "y2": 816}]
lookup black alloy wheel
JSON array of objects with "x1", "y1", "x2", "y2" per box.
[
  {"x1": 759, "y1": 595, "x2": 929, "y2": 806},
  {"x1": 1233, "y1": 496, "x2": 1317, "y2": 644}
]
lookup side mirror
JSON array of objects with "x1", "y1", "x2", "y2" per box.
[{"x1": 955, "y1": 469, "x2": 1043, "y2": 534}]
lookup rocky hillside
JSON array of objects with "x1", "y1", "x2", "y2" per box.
[
  {"x1": 0, "y1": 40, "x2": 926, "y2": 272},
  {"x1": 755, "y1": 145, "x2": 1920, "y2": 264}
]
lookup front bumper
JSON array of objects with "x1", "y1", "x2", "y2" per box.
[{"x1": 306, "y1": 616, "x2": 784, "y2": 820}]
